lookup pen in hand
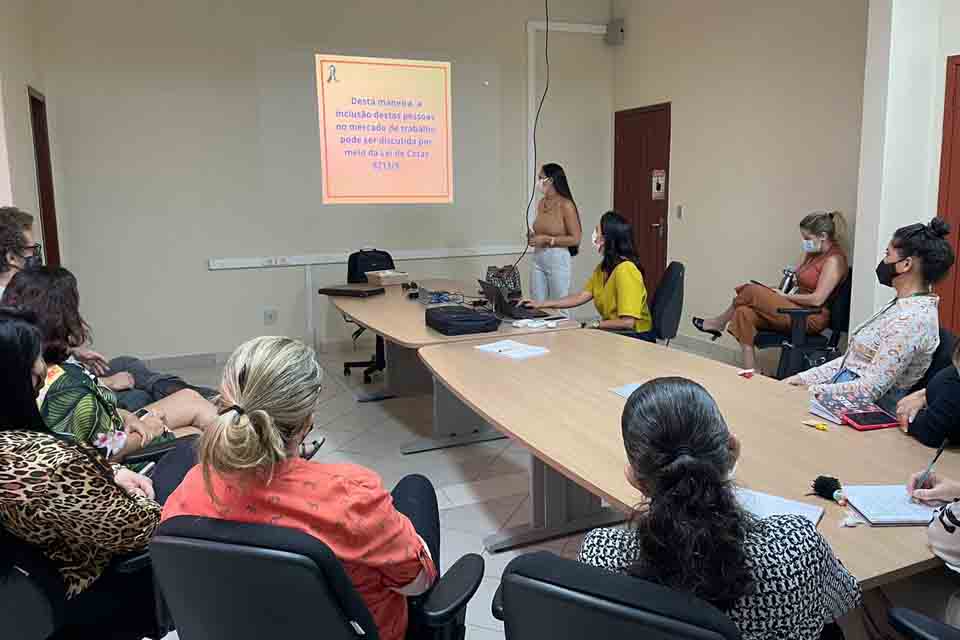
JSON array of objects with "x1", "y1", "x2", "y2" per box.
[{"x1": 911, "y1": 438, "x2": 950, "y2": 501}]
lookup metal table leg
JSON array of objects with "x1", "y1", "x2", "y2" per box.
[
  {"x1": 484, "y1": 457, "x2": 625, "y2": 552},
  {"x1": 401, "y1": 378, "x2": 507, "y2": 454}
]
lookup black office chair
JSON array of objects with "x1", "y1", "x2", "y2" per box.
[
  {"x1": 889, "y1": 608, "x2": 960, "y2": 639},
  {"x1": 754, "y1": 268, "x2": 853, "y2": 379},
  {"x1": 151, "y1": 516, "x2": 484, "y2": 640},
  {"x1": 650, "y1": 261, "x2": 685, "y2": 346},
  {"x1": 602, "y1": 261, "x2": 685, "y2": 346},
  {"x1": 491, "y1": 551, "x2": 741, "y2": 640},
  {"x1": 343, "y1": 249, "x2": 396, "y2": 384},
  {"x1": 0, "y1": 526, "x2": 167, "y2": 640},
  {"x1": 909, "y1": 328, "x2": 958, "y2": 394}
]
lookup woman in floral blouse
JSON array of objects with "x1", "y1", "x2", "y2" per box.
[{"x1": 787, "y1": 218, "x2": 955, "y2": 413}]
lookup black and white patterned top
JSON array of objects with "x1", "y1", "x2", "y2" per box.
[{"x1": 578, "y1": 515, "x2": 861, "y2": 640}]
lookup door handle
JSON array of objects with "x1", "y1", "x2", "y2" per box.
[
  {"x1": 651, "y1": 222, "x2": 664, "y2": 239},
  {"x1": 650, "y1": 223, "x2": 661, "y2": 228}
]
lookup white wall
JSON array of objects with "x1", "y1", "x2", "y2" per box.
[
  {"x1": 27, "y1": 0, "x2": 612, "y2": 357},
  {"x1": 610, "y1": 0, "x2": 868, "y2": 356},
  {"x1": 851, "y1": 0, "x2": 960, "y2": 326}
]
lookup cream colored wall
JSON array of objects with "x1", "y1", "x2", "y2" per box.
[
  {"x1": 611, "y1": 0, "x2": 867, "y2": 358},
  {"x1": 30, "y1": 0, "x2": 611, "y2": 357},
  {"x1": 0, "y1": 0, "x2": 41, "y2": 210}
]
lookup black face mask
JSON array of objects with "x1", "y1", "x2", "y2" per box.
[{"x1": 876, "y1": 258, "x2": 907, "y2": 288}]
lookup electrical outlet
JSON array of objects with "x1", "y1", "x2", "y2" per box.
[{"x1": 262, "y1": 307, "x2": 279, "y2": 326}]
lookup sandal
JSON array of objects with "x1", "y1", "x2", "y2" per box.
[{"x1": 691, "y1": 317, "x2": 723, "y2": 342}]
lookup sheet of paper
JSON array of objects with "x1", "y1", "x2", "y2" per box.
[
  {"x1": 475, "y1": 340, "x2": 549, "y2": 360},
  {"x1": 610, "y1": 383, "x2": 643, "y2": 399},
  {"x1": 735, "y1": 488, "x2": 824, "y2": 526},
  {"x1": 844, "y1": 484, "x2": 937, "y2": 526}
]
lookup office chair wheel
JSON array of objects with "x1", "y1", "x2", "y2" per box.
[
  {"x1": 343, "y1": 366, "x2": 351, "y2": 377},
  {"x1": 363, "y1": 373, "x2": 373, "y2": 384}
]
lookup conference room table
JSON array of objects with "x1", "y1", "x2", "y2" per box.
[
  {"x1": 418, "y1": 329, "x2": 960, "y2": 590},
  {"x1": 327, "y1": 279, "x2": 579, "y2": 453}
]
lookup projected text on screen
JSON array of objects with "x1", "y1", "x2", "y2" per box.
[{"x1": 316, "y1": 55, "x2": 453, "y2": 205}]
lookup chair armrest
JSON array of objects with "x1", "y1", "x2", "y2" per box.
[
  {"x1": 491, "y1": 583, "x2": 504, "y2": 621},
  {"x1": 777, "y1": 307, "x2": 822, "y2": 317},
  {"x1": 111, "y1": 551, "x2": 151, "y2": 574},
  {"x1": 122, "y1": 439, "x2": 182, "y2": 466},
  {"x1": 889, "y1": 608, "x2": 960, "y2": 640},
  {"x1": 421, "y1": 554, "x2": 485, "y2": 627}
]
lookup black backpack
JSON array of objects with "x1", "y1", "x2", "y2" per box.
[{"x1": 347, "y1": 249, "x2": 395, "y2": 283}]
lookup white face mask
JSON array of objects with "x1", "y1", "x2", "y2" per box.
[
  {"x1": 592, "y1": 229, "x2": 602, "y2": 253},
  {"x1": 801, "y1": 238, "x2": 822, "y2": 254}
]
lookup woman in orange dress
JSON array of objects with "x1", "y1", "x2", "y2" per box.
[{"x1": 692, "y1": 211, "x2": 848, "y2": 372}]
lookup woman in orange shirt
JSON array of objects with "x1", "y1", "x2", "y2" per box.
[
  {"x1": 692, "y1": 211, "x2": 848, "y2": 372},
  {"x1": 162, "y1": 336, "x2": 439, "y2": 640}
]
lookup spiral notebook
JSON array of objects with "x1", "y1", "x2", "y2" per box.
[{"x1": 843, "y1": 485, "x2": 937, "y2": 526}]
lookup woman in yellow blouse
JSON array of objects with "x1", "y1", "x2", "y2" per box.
[{"x1": 524, "y1": 211, "x2": 655, "y2": 341}]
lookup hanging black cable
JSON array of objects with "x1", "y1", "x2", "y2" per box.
[{"x1": 513, "y1": 0, "x2": 550, "y2": 271}]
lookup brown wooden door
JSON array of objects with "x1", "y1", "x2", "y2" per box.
[
  {"x1": 614, "y1": 103, "x2": 670, "y2": 294},
  {"x1": 937, "y1": 56, "x2": 960, "y2": 334},
  {"x1": 28, "y1": 89, "x2": 61, "y2": 267}
]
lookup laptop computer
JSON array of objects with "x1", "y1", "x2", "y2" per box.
[
  {"x1": 478, "y1": 280, "x2": 549, "y2": 320},
  {"x1": 318, "y1": 285, "x2": 386, "y2": 298}
]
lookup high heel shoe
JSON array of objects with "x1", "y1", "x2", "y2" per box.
[{"x1": 692, "y1": 317, "x2": 723, "y2": 342}]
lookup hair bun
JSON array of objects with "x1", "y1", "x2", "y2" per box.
[{"x1": 929, "y1": 217, "x2": 951, "y2": 239}]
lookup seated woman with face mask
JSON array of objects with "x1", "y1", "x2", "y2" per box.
[
  {"x1": 786, "y1": 218, "x2": 955, "y2": 413},
  {"x1": 692, "y1": 211, "x2": 849, "y2": 372},
  {"x1": 522, "y1": 210, "x2": 654, "y2": 341}
]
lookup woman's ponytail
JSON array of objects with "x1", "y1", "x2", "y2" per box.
[
  {"x1": 198, "y1": 337, "x2": 323, "y2": 501},
  {"x1": 622, "y1": 378, "x2": 754, "y2": 610}
]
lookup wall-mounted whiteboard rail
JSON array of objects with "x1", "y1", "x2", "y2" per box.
[{"x1": 208, "y1": 244, "x2": 524, "y2": 271}]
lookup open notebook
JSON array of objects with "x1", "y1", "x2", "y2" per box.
[
  {"x1": 735, "y1": 488, "x2": 824, "y2": 526},
  {"x1": 844, "y1": 485, "x2": 938, "y2": 526}
]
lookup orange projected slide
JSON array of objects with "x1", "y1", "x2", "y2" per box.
[{"x1": 316, "y1": 55, "x2": 453, "y2": 205}]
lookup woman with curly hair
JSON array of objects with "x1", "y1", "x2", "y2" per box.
[{"x1": 577, "y1": 377, "x2": 861, "y2": 639}]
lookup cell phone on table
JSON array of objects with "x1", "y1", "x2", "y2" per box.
[
  {"x1": 842, "y1": 410, "x2": 900, "y2": 432},
  {"x1": 134, "y1": 408, "x2": 151, "y2": 419}
]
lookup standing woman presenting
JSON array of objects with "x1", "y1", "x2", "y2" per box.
[{"x1": 528, "y1": 163, "x2": 582, "y2": 301}]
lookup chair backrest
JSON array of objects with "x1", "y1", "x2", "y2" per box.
[
  {"x1": 500, "y1": 552, "x2": 740, "y2": 640},
  {"x1": 650, "y1": 262, "x2": 685, "y2": 341},
  {"x1": 347, "y1": 249, "x2": 395, "y2": 283},
  {"x1": 0, "y1": 527, "x2": 66, "y2": 640},
  {"x1": 910, "y1": 328, "x2": 957, "y2": 394},
  {"x1": 151, "y1": 516, "x2": 378, "y2": 640},
  {"x1": 827, "y1": 268, "x2": 853, "y2": 337}
]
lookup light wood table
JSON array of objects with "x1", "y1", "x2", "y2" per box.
[
  {"x1": 419, "y1": 329, "x2": 960, "y2": 589},
  {"x1": 326, "y1": 279, "x2": 578, "y2": 452}
]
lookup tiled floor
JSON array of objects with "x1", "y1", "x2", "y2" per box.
[{"x1": 155, "y1": 340, "x2": 593, "y2": 640}]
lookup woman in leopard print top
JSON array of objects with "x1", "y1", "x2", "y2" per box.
[
  {"x1": 577, "y1": 378, "x2": 861, "y2": 640},
  {"x1": 0, "y1": 307, "x2": 193, "y2": 637}
]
